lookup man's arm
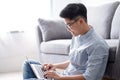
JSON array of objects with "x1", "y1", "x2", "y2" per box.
[
  {"x1": 83, "y1": 45, "x2": 109, "y2": 80},
  {"x1": 58, "y1": 75, "x2": 85, "y2": 80},
  {"x1": 53, "y1": 60, "x2": 70, "y2": 69},
  {"x1": 45, "y1": 70, "x2": 86, "y2": 80},
  {"x1": 43, "y1": 60, "x2": 70, "y2": 71},
  {"x1": 44, "y1": 71, "x2": 85, "y2": 80}
]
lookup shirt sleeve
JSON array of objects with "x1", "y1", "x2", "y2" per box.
[{"x1": 83, "y1": 45, "x2": 109, "y2": 80}]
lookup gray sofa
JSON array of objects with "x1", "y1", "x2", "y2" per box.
[{"x1": 37, "y1": 1, "x2": 120, "y2": 80}]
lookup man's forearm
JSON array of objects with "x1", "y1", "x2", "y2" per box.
[
  {"x1": 53, "y1": 60, "x2": 70, "y2": 69},
  {"x1": 58, "y1": 74, "x2": 85, "y2": 80}
]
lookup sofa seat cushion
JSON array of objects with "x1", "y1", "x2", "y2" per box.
[
  {"x1": 106, "y1": 39, "x2": 119, "y2": 63},
  {"x1": 41, "y1": 53, "x2": 69, "y2": 63},
  {"x1": 40, "y1": 39, "x2": 71, "y2": 55},
  {"x1": 40, "y1": 39, "x2": 118, "y2": 63}
]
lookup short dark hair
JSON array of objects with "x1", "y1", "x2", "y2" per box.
[{"x1": 60, "y1": 3, "x2": 87, "y2": 22}]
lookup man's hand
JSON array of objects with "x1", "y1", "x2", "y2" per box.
[
  {"x1": 44, "y1": 70, "x2": 61, "y2": 79},
  {"x1": 42, "y1": 64, "x2": 56, "y2": 71}
]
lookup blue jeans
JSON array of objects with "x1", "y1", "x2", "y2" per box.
[{"x1": 23, "y1": 60, "x2": 41, "y2": 79}]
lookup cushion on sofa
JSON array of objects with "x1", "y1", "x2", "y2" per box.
[
  {"x1": 40, "y1": 39, "x2": 71, "y2": 55},
  {"x1": 87, "y1": 1, "x2": 119, "y2": 39},
  {"x1": 111, "y1": 4, "x2": 120, "y2": 39},
  {"x1": 38, "y1": 18, "x2": 72, "y2": 41}
]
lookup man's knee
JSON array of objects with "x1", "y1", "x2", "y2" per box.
[{"x1": 23, "y1": 60, "x2": 41, "y2": 66}]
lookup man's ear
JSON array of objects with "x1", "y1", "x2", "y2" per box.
[
  {"x1": 79, "y1": 18, "x2": 84, "y2": 24},
  {"x1": 80, "y1": 18, "x2": 84, "y2": 23}
]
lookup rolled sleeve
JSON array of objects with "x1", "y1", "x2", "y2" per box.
[{"x1": 83, "y1": 45, "x2": 109, "y2": 80}]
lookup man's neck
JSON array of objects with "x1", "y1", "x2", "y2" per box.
[{"x1": 81, "y1": 24, "x2": 90, "y2": 35}]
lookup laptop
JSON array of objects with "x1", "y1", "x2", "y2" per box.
[{"x1": 26, "y1": 56, "x2": 47, "y2": 80}]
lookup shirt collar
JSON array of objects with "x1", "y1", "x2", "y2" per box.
[{"x1": 79, "y1": 26, "x2": 94, "y2": 43}]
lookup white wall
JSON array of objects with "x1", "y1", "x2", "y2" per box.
[
  {"x1": 81, "y1": 0, "x2": 119, "y2": 5},
  {"x1": 0, "y1": 0, "x2": 51, "y2": 72},
  {"x1": 51, "y1": 0, "x2": 82, "y2": 19},
  {"x1": 51, "y1": 0, "x2": 119, "y2": 19},
  {"x1": 0, "y1": 27, "x2": 41, "y2": 72},
  {"x1": 0, "y1": 0, "x2": 51, "y2": 32}
]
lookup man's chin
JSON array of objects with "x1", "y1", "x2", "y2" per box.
[
  {"x1": 71, "y1": 32, "x2": 79, "y2": 37},
  {"x1": 72, "y1": 34, "x2": 79, "y2": 37}
]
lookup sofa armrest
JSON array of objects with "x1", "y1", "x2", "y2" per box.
[{"x1": 36, "y1": 25, "x2": 43, "y2": 44}]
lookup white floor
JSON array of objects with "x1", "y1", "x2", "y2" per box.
[{"x1": 0, "y1": 71, "x2": 22, "y2": 80}]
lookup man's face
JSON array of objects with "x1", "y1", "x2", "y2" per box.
[{"x1": 65, "y1": 17, "x2": 81, "y2": 36}]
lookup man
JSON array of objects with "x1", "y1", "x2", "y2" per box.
[{"x1": 23, "y1": 3, "x2": 109, "y2": 80}]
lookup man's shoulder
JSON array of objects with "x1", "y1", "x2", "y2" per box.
[{"x1": 86, "y1": 39, "x2": 109, "y2": 52}]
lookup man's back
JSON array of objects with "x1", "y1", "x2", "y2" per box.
[{"x1": 63, "y1": 27, "x2": 109, "y2": 80}]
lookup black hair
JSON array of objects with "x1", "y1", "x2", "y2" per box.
[{"x1": 60, "y1": 3, "x2": 87, "y2": 22}]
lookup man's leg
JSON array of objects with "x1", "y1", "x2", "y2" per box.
[{"x1": 23, "y1": 60, "x2": 41, "y2": 79}]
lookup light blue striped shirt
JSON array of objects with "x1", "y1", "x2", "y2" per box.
[{"x1": 62, "y1": 27, "x2": 109, "y2": 80}]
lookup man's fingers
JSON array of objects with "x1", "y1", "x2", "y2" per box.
[
  {"x1": 42, "y1": 64, "x2": 48, "y2": 71},
  {"x1": 43, "y1": 64, "x2": 50, "y2": 71},
  {"x1": 44, "y1": 71, "x2": 54, "y2": 78}
]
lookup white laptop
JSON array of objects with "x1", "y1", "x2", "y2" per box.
[{"x1": 26, "y1": 56, "x2": 47, "y2": 80}]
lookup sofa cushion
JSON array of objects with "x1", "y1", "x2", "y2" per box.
[
  {"x1": 105, "y1": 39, "x2": 119, "y2": 63},
  {"x1": 40, "y1": 39, "x2": 118, "y2": 62},
  {"x1": 40, "y1": 39, "x2": 71, "y2": 55},
  {"x1": 87, "y1": 1, "x2": 119, "y2": 39},
  {"x1": 41, "y1": 53, "x2": 69, "y2": 63},
  {"x1": 111, "y1": 4, "x2": 120, "y2": 39},
  {"x1": 38, "y1": 18, "x2": 72, "y2": 41}
]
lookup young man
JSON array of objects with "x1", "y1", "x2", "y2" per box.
[{"x1": 23, "y1": 3, "x2": 109, "y2": 80}]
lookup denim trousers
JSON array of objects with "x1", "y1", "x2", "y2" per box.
[
  {"x1": 23, "y1": 60, "x2": 41, "y2": 80},
  {"x1": 23, "y1": 60, "x2": 55, "y2": 80}
]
